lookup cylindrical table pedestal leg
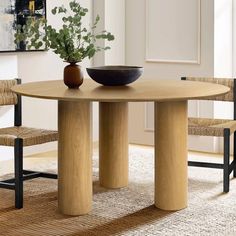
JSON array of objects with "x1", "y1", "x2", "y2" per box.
[
  {"x1": 155, "y1": 101, "x2": 188, "y2": 211},
  {"x1": 99, "y1": 102, "x2": 128, "y2": 188},
  {"x1": 58, "y1": 101, "x2": 92, "y2": 215}
]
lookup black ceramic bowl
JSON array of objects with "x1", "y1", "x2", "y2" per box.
[{"x1": 86, "y1": 66, "x2": 143, "y2": 86}]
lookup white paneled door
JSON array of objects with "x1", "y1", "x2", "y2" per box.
[{"x1": 127, "y1": 0, "x2": 219, "y2": 152}]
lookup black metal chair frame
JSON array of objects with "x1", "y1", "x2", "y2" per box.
[
  {"x1": 182, "y1": 77, "x2": 236, "y2": 192},
  {"x1": 0, "y1": 79, "x2": 57, "y2": 209}
]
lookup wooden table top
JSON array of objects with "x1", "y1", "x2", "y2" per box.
[{"x1": 12, "y1": 78, "x2": 230, "y2": 102}]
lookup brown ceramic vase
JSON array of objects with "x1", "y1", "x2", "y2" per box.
[{"x1": 64, "y1": 63, "x2": 83, "y2": 89}]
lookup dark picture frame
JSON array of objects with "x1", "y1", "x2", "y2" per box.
[{"x1": 0, "y1": 0, "x2": 46, "y2": 53}]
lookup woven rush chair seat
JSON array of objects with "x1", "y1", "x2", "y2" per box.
[
  {"x1": 0, "y1": 127, "x2": 58, "y2": 146},
  {"x1": 189, "y1": 118, "x2": 236, "y2": 137}
]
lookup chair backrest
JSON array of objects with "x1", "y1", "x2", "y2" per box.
[
  {"x1": 182, "y1": 77, "x2": 236, "y2": 120},
  {"x1": 0, "y1": 79, "x2": 22, "y2": 126},
  {"x1": 0, "y1": 79, "x2": 19, "y2": 105},
  {"x1": 181, "y1": 77, "x2": 235, "y2": 102}
]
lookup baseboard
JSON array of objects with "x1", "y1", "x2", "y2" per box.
[{"x1": 24, "y1": 142, "x2": 58, "y2": 157}]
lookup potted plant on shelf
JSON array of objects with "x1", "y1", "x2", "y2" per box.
[{"x1": 14, "y1": 0, "x2": 114, "y2": 89}]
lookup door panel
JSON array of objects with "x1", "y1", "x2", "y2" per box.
[{"x1": 129, "y1": 101, "x2": 216, "y2": 153}]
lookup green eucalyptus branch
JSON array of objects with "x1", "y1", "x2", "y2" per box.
[{"x1": 14, "y1": 0, "x2": 114, "y2": 63}]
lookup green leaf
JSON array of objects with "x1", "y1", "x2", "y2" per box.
[
  {"x1": 51, "y1": 7, "x2": 57, "y2": 15},
  {"x1": 62, "y1": 17, "x2": 67, "y2": 22},
  {"x1": 58, "y1": 6, "x2": 67, "y2": 13},
  {"x1": 95, "y1": 15, "x2": 100, "y2": 22},
  {"x1": 14, "y1": 0, "x2": 115, "y2": 61}
]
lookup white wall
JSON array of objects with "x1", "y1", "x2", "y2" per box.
[
  {"x1": 92, "y1": 0, "x2": 125, "y2": 141},
  {"x1": 214, "y1": 0, "x2": 233, "y2": 122},
  {"x1": 234, "y1": 1, "x2": 236, "y2": 77},
  {"x1": 213, "y1": 0, "x2": 234, "y2": 153},
  {"x1": 93, "y1": 0, "x2": 125, "y2": 66},
  {"x1": 0, "y1": 55, "x2": 17, "y2": 160},
  {"x1": 214, "y1": 0, "x2": 233, "y2": 78}
]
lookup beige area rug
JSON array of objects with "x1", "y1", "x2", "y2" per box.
[{"x1": 0, "y1": 146, "x2": 236, "y2": 236}]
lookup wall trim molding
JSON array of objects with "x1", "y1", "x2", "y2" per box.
[
  {"x1": 145, "y1": 0, "x2": 201, "y2": 64},
  {"x1": 144, "y1": 102, "x2": 154, "y2": 132}
]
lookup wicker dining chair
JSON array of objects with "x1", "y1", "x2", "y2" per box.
[
  {"x1": 181, "y1": 77, "x2": 236, "y2": 192},
  {"x1": 0, "y1": 79, "x2": 58, "y2": 209}
]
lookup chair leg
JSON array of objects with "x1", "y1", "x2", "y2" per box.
[
  {"x1": 234, "y1": 132, "x2": 236, "y2": 178},
  {"x1": 223, "y1": 129, "x2": 230, "y2": 193},
  {"x1": 14, "y1": 138, "x2": 23, "y2": 209}
]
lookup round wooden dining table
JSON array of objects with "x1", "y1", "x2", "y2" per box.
[{"x1": 12, "y1": 79, "x2": 229, "y2": 216}]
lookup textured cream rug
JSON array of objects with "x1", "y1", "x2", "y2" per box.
[{"x1": 0, "y1": 146, "x2": 236, "y2": 236}]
